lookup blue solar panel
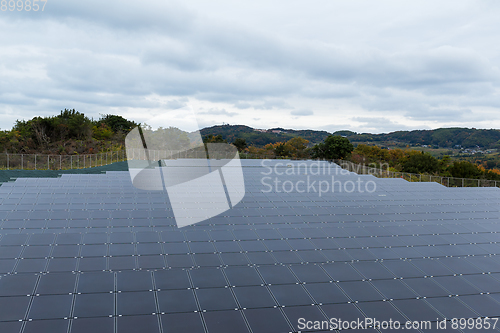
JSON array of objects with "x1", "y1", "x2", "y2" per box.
[{"x1": 0, "y1": 160, "x2": 499, "y2": 332}]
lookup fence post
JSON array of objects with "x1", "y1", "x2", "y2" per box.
[
  {"x1": 35, "y1": 155, "x2": 37, "y2": 170},
  {"x1": 47, "y1": 155, "x2": 49, "y2": 170},
  {"x1": 6, "y1": 154, "x2": 8, "y2": 170},
  {"x1": 60, "y1": 155, "x2": 62, "y2": 170},
  {"x1": 21, "y1": 154, "x2": 23, "y2": 170},
  {"x1": 462, "y1": 178, "x2": 464, "y2": 187},
  {"x1": 71, "y1": 155, "x2": 73, "y2": 169}
]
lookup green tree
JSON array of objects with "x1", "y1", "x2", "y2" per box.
[
  {"x1": 402, "y1": 152, "x2": 439, "y2": 174},
  {"x1": 439, "y1": 155, "x2": 451, "y2": 174},
  {"x1": 98, "y1": 114, "x2": 138, "y2": 133},
  {"x1": 311, "y1": 135, "x2": 353, "y2": 160},
  {"x1": 274, "y1": 142, "x2": 290, "y2": 157},
  {"x1": 92, "y1": 123, "x2": 114, "y2": 140},
  {"x1": 203, "y1": 134, "x2": 227, "y2": 143},
  {"x1": 232, "y1": 138, "x2": 247, "y2": 152},
  {"x1": 449, "y1": 161, "x2": 483, "y2": 179},
  {"x1": 58, "y1": 109, "x2": 92, "y2": 140}
]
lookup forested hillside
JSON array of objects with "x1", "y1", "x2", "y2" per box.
[
  {"x1": 2, "y1": 111, "x2": 500, "y2": 156},
  {"x1": 0, "y1": 109, "x2": 137, "y2": 155},
  {"x1": 200, "y1": 125, "x2": 331, "y2": 147},
  {"x1": 342, "y1": 128, "x2": 500, "y2": 149},
  {"x1": 201, "y1": 125, "x2": 500, "y2": 149}
]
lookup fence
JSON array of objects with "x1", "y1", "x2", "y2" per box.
[
  {"x1": 0, "y1": 147, "x2": 232, "y2": 170},
  {"x1": 0, "y1": 150, "x2": 127, "y2": 170},
  {"x1": 1, "y1": 149, "x2": 499, "y2": 188},
  {"x1": 126, "y1": 147, "x2": 210, "y2": 161},
  {"x1": 333, "y1": 159, "x2": 500, "y2": 188}
]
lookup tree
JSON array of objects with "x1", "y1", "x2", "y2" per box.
[
  {"x1": 203, "y1": 134, "x2": 227, "y2": 143},
  {"x1": 449, "y1": 161, "x2": 483, "y2": 179},
  {"x1": 99, "y1": 114, "x2": 138, "y2": 133},
  {"x1": 401, "y1": 152, "x2": 439, "y2": 174},
  {"x1": 232, "y1": 138, "x2": 247, "y2": 152},
  {"x1": 439, "y1": 155, "x2": 451, "y2": 174},
  {"x1": 58, "y1": 109, "x2": 92, "y2": 140},
  {"x1": 284, "y1": 137, "x2": 309, "y2": 158},
  {"x1": 274, "y1": 142, "x2": 289, "y2": 157},
  {"x1": 92, "y1": 123, "x2": 114, "y2": 140},
  {"x1": 30, "y1": 117, "x2": 51, "y2": 146},
  {"x1": 311, "y1": 135, "x2": 353, "y2": 160}
]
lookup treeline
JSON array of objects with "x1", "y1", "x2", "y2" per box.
[
  {"x1": 205, "y1": 134, "x2": 352, "y2": 160},
  {"x1": 200, "y1": 125, "x2": 331, "y2": 147},
  {"x1": 339, "y1": 128, "x2": 500, "y2": 149},
  {"x1": 1, "y1": 109, "x2": 138, "y2": 155},
  {"x1": 218, "y1": 134, "x2": 500, "y2": 181},
  {"x1": 351, "y1": 144, "x2": 500, "y2": 181},
  {"x1": 200, "y1": 124, "x2": 500, "y2": 149},
  {"x1": 3, "y1": 110, "x2": 500, "y2": 181}
]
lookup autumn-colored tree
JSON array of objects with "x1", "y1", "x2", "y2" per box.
[{"x1": 284, "y1": 137, "x2": 309, "y2": 158}]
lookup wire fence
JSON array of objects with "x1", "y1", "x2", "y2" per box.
[
  {"x1": 332, "y1": 159, "x2": 500, "y2": 188},
  {"x1": 0, "y1": 150, "x2": 127, "y2": 170},
  {"x1": 1, "y1": 149, "x2": 499, "y2": 188}
]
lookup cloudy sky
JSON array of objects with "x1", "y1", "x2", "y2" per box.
[{"x1": 1, "y1": 0, "x2": 500, "y2": 133}]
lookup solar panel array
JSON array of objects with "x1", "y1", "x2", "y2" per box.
[{"x1": 0, "y1": 160, "x2": 499, "y2": 333}]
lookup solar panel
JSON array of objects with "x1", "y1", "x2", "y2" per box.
[{"x1": 0, "y1": 159, "x2": 499, "y2": 332}]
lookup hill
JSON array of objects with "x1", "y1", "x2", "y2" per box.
[
  {"x1": 0, "y1": 110, "x2": 138, "y2": 155},
  {"x1": 199, "y1": 125, "x2": 331, "y2": 147},
  {"x1": 346, "y1": 128, "x2": 500, "y2": 149},
  {"x1": 200, "y1": 125, "x2": 500, "y2": 149},
  {"x1": 2, "y1": 109, "x2": 500, "y2": 154}
]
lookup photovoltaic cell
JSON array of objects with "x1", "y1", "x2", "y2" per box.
[{"x1": 0, "y1": 159, "x2": 499, "y2": 332}]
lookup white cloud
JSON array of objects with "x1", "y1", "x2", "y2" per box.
[
  {"x1": 0, "y1": 0, "x2": 500, "y2": 132},
  {"x1": 197, "y1": 108, "x2": 238, "y2": 117},
  {"x1": 291, "y1": 110, "x2": 314, "y2": 116}
]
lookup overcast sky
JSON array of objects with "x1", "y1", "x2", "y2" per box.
[{"x1": 1, "y1": 0, "x2": 500, "y2": 133}]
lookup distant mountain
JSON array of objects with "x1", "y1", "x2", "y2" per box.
[
  {"x1": 199, "y1": 125, "x2": 500, "y2": 149},
  {"x1": 199, "y1": 125, "x2": 331, "y2": 147},
  {"x1": 345, "y1": 128, "x2": 500, "y2": 149}
]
